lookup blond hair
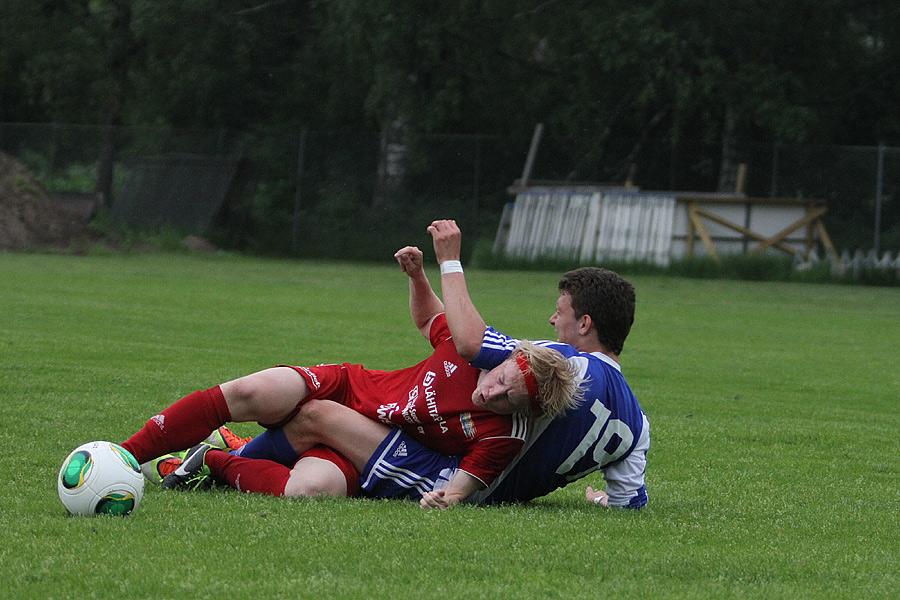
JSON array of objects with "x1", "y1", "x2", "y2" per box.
[{"x1": 513, "y1": 341, "x2": 585, "y2": 419}]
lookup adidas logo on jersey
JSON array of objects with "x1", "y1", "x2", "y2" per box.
[
  {"x1": 444, "y1": 361, "x2": 458, "y2": 378},
  {"x1": 392, "y1": 442, "x2": 408, "y2": 458}
]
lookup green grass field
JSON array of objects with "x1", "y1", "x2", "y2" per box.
[{"x1": 1, "y1": 252, "x2": 898, "y2": 599}]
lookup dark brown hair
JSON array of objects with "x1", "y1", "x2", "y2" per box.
[{"x1": 558, "y1": 267, "x2": 635, "y2": 355}]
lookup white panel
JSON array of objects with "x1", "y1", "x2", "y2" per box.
[
  {"x1": 501, "y1": 191, "x2": 673, "y2": 266},
  {"x1": 579, "y1": 194, "x2": 603, "y2": 263},
  {"x1": 748, "y1": 205, "x2": 807, "y2": 238},
  {"x1": 671, "y1": 202, "x2": 692, "y2": 238},
  {"x1": 559, "y1": 194, "x2": 590, "y2": 260}
]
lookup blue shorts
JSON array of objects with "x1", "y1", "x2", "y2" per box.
[{"x1": 360, "y1": 429, "x2": 462, "y2": 500}]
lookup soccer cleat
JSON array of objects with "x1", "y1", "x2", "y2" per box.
[
  {"x1": 204, "y1": 426, "x2": 252, "y2": 452},
  {"x1": 140, "y1": 453, "x2": 183, "y2": 485},
  {"x1": 161, "y1": 443, "x2": 213, "y2": 490}
]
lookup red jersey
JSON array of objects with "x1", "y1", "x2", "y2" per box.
[{"x1": 289, "y1": 314, "x2": 526, "y2": 486}]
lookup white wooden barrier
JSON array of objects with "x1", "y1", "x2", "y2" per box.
[
  {"x1": 495, "y1": 189, "x2": 834, "y2": 265},
  {"x1": 498, "y1": 190, "x2": 676, "y2": 266}
]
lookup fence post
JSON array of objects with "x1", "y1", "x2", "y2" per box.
[
  {"x1": 874, "y1": 143, "x2": 884, "y2": 255},
  {"x1": 519, "y1": 123, "x2": 543, "y2": 187}
]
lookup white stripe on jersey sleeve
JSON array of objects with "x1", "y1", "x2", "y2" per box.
[
  {"x1": 511, "y1": 412, "x2": 528, "y2": 439},
  {"x1": 481, "y1": 413, "x2": 528, "y2": 442},
  {"x1": 481, "y1": 328, "x2": 519, "y2": 352}
]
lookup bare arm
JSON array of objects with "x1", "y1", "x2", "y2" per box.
[
  {"x1": 395, "y1": 245, "x2": 444, "y2": 338},
  {"x1": 426, "y1": 220, "x2": 487, "y2": 361},
  {"x1": 419, "y1": 470, "x2": 484, "y2": 509}
]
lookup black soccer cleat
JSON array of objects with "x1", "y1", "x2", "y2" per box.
[{"x1": 161, "y1": 443, "x2": 213, "y2": 490}]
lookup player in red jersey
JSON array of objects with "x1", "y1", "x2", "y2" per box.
[
  {"x1": 200, "y1": 221, "x2": 644, "y2": 509},
  {"x1": 159, "y1": 317, "x2": 576, "y2": 504},
  {"x1": 124, "y1": 246, "x2": 582, "y2": 505}
]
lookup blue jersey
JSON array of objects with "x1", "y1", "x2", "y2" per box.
[{"x1": 466, "y1": 327, "x2": 649, "y2": 508}]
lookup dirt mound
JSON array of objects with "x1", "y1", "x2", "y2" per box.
[{"x1": 0, "y1": 151, "x2": 97, "y2": 251}]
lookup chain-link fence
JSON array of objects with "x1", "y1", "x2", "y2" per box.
[{"x1": 0, "y1": 122, "x2": 896, "y2": 259}]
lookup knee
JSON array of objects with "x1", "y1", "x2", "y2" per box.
[
  {"x1": 283, "y1": 457, "x2": 349, "y2": 498},
  {"x1": 297, "y1": 398, "x2": 333, "y2": 427},
  {"x1": 283, "y1": 399, "x2": 328, "y2": 447},
  {"x1": 284, "y1": 477, "x2": 346, "y2": 498},
  {"x1": 284, "y1": 399, "x2": 345, "y2": 448},
  {"x1": 221, "y1": 377, "x2": 258, "y2": 406},
  {"x1": 221, "y1": 367, "x2": 306, "y2": 422}
]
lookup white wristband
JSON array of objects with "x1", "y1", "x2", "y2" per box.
[
  {"x1": 440, "y1": 260, "x2": 463, "y2": 275},
  {"x1": 593, "y1": 495, "x2": 606, "y2": 505}
]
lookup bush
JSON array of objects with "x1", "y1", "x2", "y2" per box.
[{"x1": 474, "y1": 247, "x2": 900, "y2": 287}]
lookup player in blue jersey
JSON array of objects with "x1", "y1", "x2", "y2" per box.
[
  {"x1": 252, "y1": 220, "x2": 648, "y2": 508},
  {"x1": 426, "y1": 219, "x2": 649, "y2": 508}
]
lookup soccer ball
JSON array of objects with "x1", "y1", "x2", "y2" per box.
[{"x1": 58, "y1": 441, "x2": 144, "y2": 516}]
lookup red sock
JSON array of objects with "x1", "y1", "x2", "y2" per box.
[
  {"x1": 122, "y1": 386, "x2": 231, "y2": 464},
  {"x1": 205, "y1": 450, "x2": 290, "y2": 496}
]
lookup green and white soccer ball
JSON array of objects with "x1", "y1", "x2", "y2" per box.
[{"x1": 58, "y1": 441, "x2": 144, "y2": 516}]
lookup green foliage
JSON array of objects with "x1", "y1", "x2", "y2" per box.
[
  {"x1": 1, "y1": 254, "x2": 899, "y2": 598},
  {"x1": 675, "y1": 254, "x2": 797, "y2": 282},
  {"x1": 295, "y1": 194, "x2": 482, "y2": 262},
  {"x1": 4, "y1": 1, "x2": 900, "y2": 257},
  {"x1": 83, "y1": 211, "x2": 195, "y2": 254},
  {"x1": 4, "y1": 0, "x2": 900, "y2": 148},
  {"x1": 16, "y1": 148, "x2": 98, "y2": 194},
  {"x1": 475, "y1": 245, "x2": 900, "y2": 287}
]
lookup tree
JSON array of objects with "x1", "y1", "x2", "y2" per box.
[
  {"x1": 485, "y1": 0, "x2": 886, "y2": 189},
  {"x1": 3, "y1": 0, "x2": 898, "y2": 200},
  {"x1": 4, "y1": 0, "x2": 144, "y2": 206}
]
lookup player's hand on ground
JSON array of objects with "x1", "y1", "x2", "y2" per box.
[
  {"x1": 427, "y1": 220, "x2": 462, "y2": 264},
  {"x1": 420, "y1": 489, "x2": 452, "y2": 509},
  {"x1": 394, "y1": 246, "x2": 424, "y2": 276},
  {"x1": 586, "y1": 486, "x2": 609, "y2": 506}
]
